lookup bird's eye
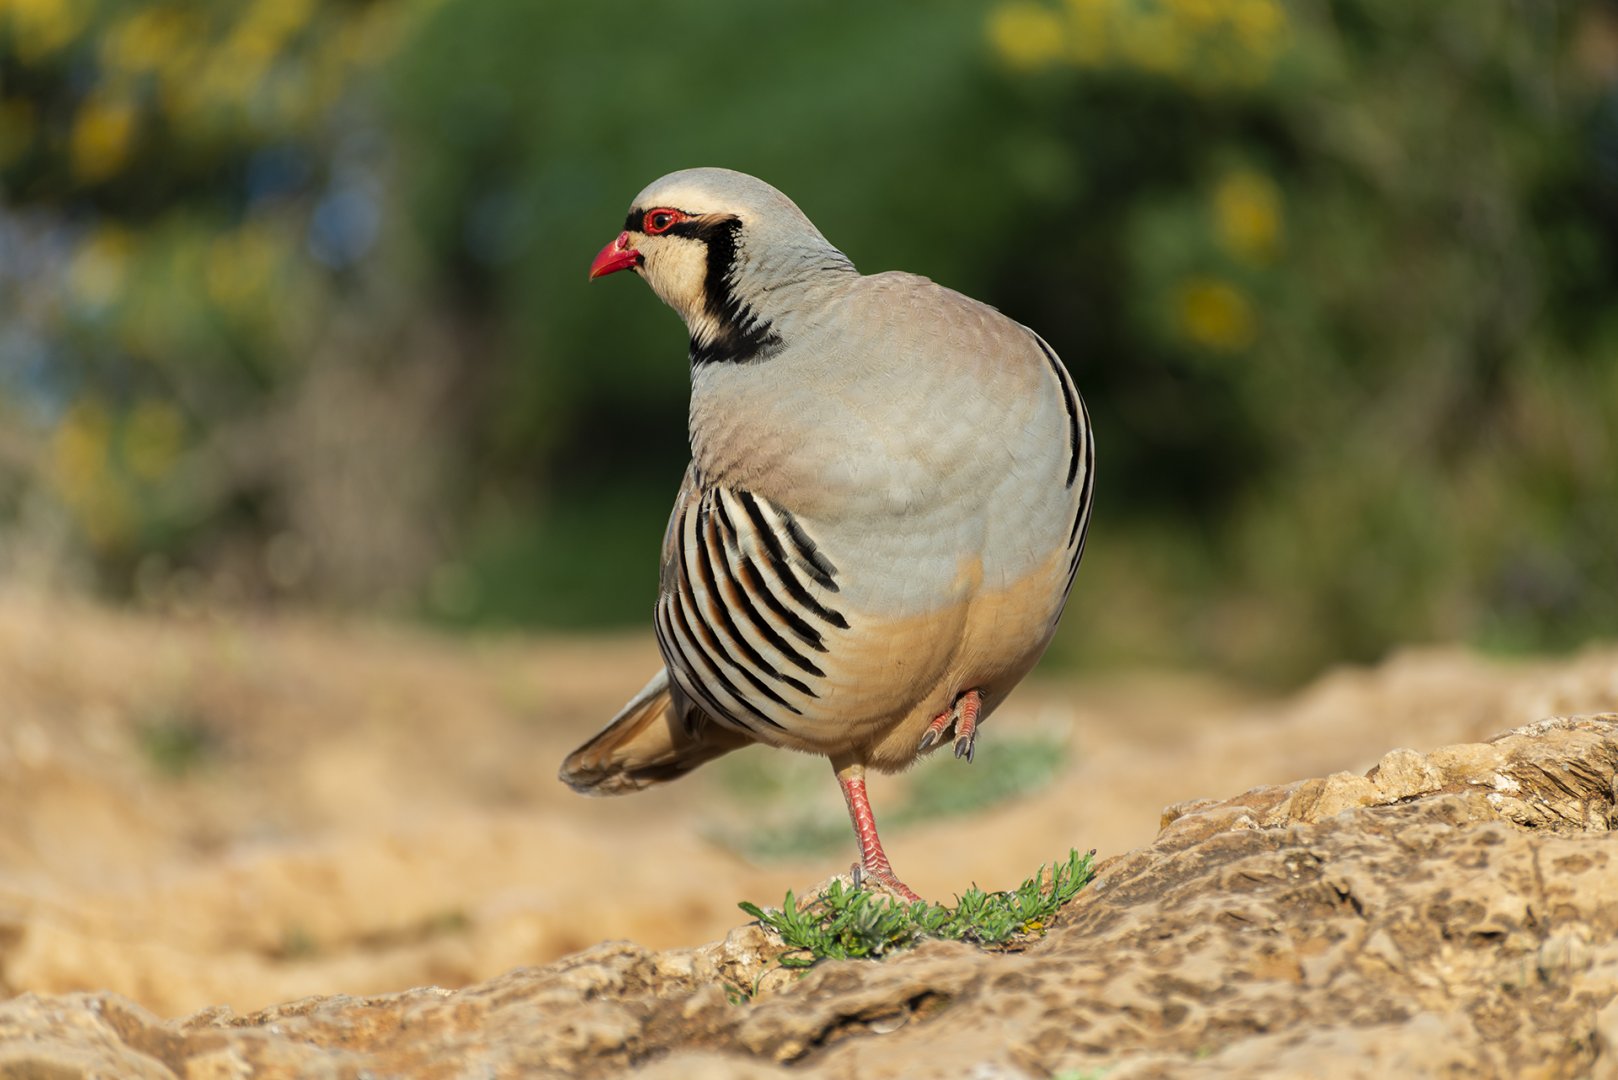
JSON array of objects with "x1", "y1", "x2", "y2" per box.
[{"x1": 643, "y1": 208, "x2": 684, "y2": 234}]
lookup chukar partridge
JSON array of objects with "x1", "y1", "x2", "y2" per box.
[{"x1": 560, "y1": 168, "x2": 1093, "y2": 900}]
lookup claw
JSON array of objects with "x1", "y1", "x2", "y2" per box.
[
  {"x1": 950, "y1": 689, "x2": 981, "y2": 765},
  {"x1": 920, "y1": 688, "x2": 983, "y2": 760},
  {"x1": 860, "y1": 869, "x2": 922, "y2": 903}
]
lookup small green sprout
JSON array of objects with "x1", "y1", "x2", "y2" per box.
[
  {"x1": 739, "y1": 849, "x2": 1094, "y2": 969},
  {"x1": 137, "y1": 710, "x2": 218, "y2": 779}
]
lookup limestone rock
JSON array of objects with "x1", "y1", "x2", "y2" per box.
[{"x1": 2, "y1": 714, "x2": 1615, "y2": 1077}]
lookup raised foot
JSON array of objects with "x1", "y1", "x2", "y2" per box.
[{"x1": 918, "y1": 688, "x2": 983, "y2": 763}]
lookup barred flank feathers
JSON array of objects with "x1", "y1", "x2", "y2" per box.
[{"x1": 656, "y1": 485, "x2": 845, "y2": 738}]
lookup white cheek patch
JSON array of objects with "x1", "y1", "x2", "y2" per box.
[{"x1": 643, "y1": 238, "x2": 713, "y2": 328}]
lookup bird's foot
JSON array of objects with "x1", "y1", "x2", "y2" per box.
[
  {"x1": 851, "y1": 862, "x2": 922, "y2": 904},
  {"x1": 918, "y1": 688, "x2": 982, "y2": 763},
  {"x1": 951, "y1": 689, "x2": 981, "y2": 762}
]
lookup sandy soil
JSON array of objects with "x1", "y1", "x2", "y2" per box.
[{"x1": 1, "y1": 592, "x2": 1613, "y2": 1018}]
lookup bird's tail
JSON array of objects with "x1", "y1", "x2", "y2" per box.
[{"x1": 558, "y1": 668, "x2": 750, "y2": 795}]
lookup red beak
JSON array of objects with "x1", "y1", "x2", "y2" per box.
[{"x1": 589, "y1": 232, "x2": 640, "y2": 280}]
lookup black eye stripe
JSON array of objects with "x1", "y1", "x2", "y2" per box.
[{"x1": 609, "y1": 206, "x2": 786, "y2": 365}]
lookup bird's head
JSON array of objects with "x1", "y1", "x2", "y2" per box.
[{"x1": 589, "y1": 168, "x2": 853, "y2": 365}]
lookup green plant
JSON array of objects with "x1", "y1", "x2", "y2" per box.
[
  {"x1": 276, "y1": 925, "x2": 319, "y2": 961},
  {"x1": 136, "y1": 711, "x2": 217, "y2": 779},
  {"x1": 738, "y1": 848, "x2": 1094, "y2": 969}
]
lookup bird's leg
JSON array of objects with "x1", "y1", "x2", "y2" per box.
[
  {"x1": 833, "y1": 758, "x2": 921, "y2": 903},
  {"x1": 917, "y1": 688, "x2": 983, "y2": 763}
]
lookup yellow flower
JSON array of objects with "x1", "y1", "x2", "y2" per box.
[
  {"x1": 334, "y1": 1, "x2": 410, "y2": 71},
  {"x1": 1231, "y1": 0, "x2": 1286, "y2": 49},
  {"x1": 237, "y1": 0, "x2": 315, "y2": 48},
  {"x1": 1166, "y1": 0, "x2": 1220, "y2": 25},
  {"x1": 2, "y1": 0, "x2": 89, "y2": 63},
  {"x1": 69, "y1": 94, "x2": 138, "y2": 183},
  {"x1": 198, "y1": 45, "x2": 268, "y2": 112},
  {"x1": 1175, "y1": 276, "x2": 1257, "y2": 351},
  {"x1": 205, "y1": 223, "x2": 281, "y2": 315},
  {"x1": 77, "y1": 483, "x2": 136, "y2": 550},
  {"x1": 989, "y1": 1, "x2": 1067, "y2": 71},
  {"x1": 68, "y1": 226, "x2": 133, "y2": 308},
  {"x1": 156, "y1": 43, "x2": 209, "y2": 126},
  {"x1": 124, "y1": 400, "x2": 186, "y2": 482},
  {"x1": 51, "y1": 398, "x2": 111, "y2": 502},
  {"x1": 1117, "y1": 11, "x2": 1185, "y2": 75},
  {"x1": 1063, "y1": 0, "x2": 1110, "y2": 66},
  {"x1": 1213, "y1": 169, "x2": 1283, "y2": 264},
  {"x1": 991, "y1": 0, "x2": 1291, "y2": 88},
  {"x1": 101, "y1": 7, "x2": 186, "y2": 75}
]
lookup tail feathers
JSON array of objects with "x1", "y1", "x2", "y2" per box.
[{"x1": 558, "y1": 668, "x2": 750, "y2": 796}]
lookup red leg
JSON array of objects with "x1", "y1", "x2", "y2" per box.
[
  {"x1": 834, "y1": 760, "x2": 921, "y2": 902},
  {"x1": 917, "y1": 688, "x2": 983, "y2": 763}
]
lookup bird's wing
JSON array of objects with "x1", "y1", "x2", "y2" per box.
[
  {"x1": 1024, "y1": 328, "x2": 1095, "y2": 612},
  {"x1": 653, "y1": 474, "x2": 850, "y2": 743}
]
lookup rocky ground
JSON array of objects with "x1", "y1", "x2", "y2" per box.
[{"x1": 1, "y1": 596, "x2": 1616, "y2": 1076}]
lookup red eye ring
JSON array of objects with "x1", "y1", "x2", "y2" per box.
[{"x1": 643, "y1": 207, "x2": 686, "y2": 234}]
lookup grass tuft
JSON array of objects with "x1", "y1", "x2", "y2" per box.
[
  {"x1": 137, "y1": 711, "x2": 218, "y2": 779},
  {"x1": 739, "y1": 849, "x2": 1094, "y2": 969}
]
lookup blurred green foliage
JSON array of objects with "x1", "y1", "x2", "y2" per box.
[
  {"x1": 136, "y1": 707, "x2": 218, "y2": 779},
  {"x1": 2, "y1": 0, "x2": 1615, "y2": 680}
]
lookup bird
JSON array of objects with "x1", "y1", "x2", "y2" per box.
[{"x1": 558, "y1": 168, "x2": 1093, "y2": 901}]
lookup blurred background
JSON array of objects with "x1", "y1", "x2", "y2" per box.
[
  {"x1": 5, "y1": 0, "x2": 1618, "y2": 1022},
  {"x1": 3, "y1": 0, "x2": 1617, "y2": 683}
]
